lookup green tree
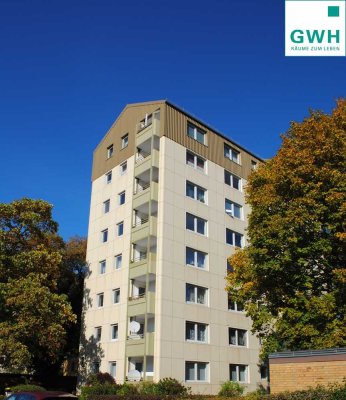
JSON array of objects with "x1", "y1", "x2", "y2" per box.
[
  {"x1": 0, "y1": 198, "x2": 76, "y2": 372},
  {"x1": 226, "y1": 99, "x2": 346, "y2": 358}
]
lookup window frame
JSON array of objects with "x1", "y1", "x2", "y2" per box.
[
  {"x1": 185, "y1": 361, "x2": 209, "y2": 382},
  {"x1": 117, "y1": 221, "x2": 124, "y2": 236},
  {"x1": 225, "y1": 199, "x2": 243, "y2": 219},
  {"x1": 185, "y1": 321, "x2": 209, "y2": 343},
  {"x1": 99, "y1": 260, "x2": 106, "y2": 274},
  {"x1": 186, "y1": 181, "x2": 207, "y2": 204},
  {"x1": 95, "y1": 326, "x2": 102, "y2": 342},
  {"x1": 105, "y1": 170, "x2": 112, "y2": 184},
  {"x1": 186, "y1": 150, "x2": 206, "y2": 173},
  {"x1": 224, "y1": 143, "x2": 241, "y2": 164},
  {"x1": 120, "y1": 161, "x2": 127, "y2": 175},
  {"x1": 186, "y1": 283, "x2": 208, "y2": 306},
  {"x1": 113, "y1": 288, "x2": 120, "y2": 304},
  {"x1": 229, "y1": 364, "x2": 248, "y2": 383},
  {"x1": 101, "y1": 229, "x2": 108, "y2": 243},
  {"x1": 103, "y1": 199, "x2": 110, "y2": 214},
  {"x1": 97, "y1": 292, "x2": 104, "y2": 307},
  {"x1": 187, "y1": 122, "x2": 207, "y2": 145},
  {"x1": 111, "y1": 324, "x2": 119, "y2": 340},
  {"x1": 118, "y1": 191, "x2": 126, "y2": 205},
  {"x1": 186, "y1": 213, "x2": 207, "y2": 236},
  {"x1": 121, "y1": 133, "x2": 129, "y2": 149},
  {"x1": 114, "y1": 254, "x2": 122, "y2": 269},
  {"x1": 107, "y1": 144, "x2": 114, "y2": 159},
  {"x1": 228, "y1": 298, "x2": 244, "y2": 312},
  {"x1": 229, "y1": 328, "x2": 248, "y2": 347},
  {"x1": 109, "y1": 361, "x2": 117, "y2": 378},
  {"x1": 186, "y1": 247, "x2": 208, "y2": 270},
  {"x1": 226, "y1": 228, "x2": 243, "y2": 248},
  {"x1": 224, "y1": 170, "x2": 242, "y2": 191}
]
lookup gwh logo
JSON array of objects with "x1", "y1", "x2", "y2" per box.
[{"x1": 285, "y1": 1, "x2": 346, "y2": 56}]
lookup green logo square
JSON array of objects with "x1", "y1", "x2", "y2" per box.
[{"x1": 328, "y1": 6, "x2": 339, "y2": 17}]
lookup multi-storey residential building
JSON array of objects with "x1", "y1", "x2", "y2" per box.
[{"x1": 82, "y1": 100, "x2": 264, "y2": 394}]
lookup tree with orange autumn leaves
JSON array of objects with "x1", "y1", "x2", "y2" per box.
[
  {"x1": 226, "y1": 99, "x2": 346, "y2": 359},
  {"x1": 0, "y1": 198, "x2": 86, "y2": 373}
]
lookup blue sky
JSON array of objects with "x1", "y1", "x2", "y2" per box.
[{"x1": 1, "y1": 0, "x2": 345, "y2": 239}]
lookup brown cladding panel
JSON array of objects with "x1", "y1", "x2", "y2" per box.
[
  {"x1": 92, "y1": 102, "x2": 165, "y2": 181},
  {"x1": 163, "y1": 104, "x2": 261, "y2": 180}
]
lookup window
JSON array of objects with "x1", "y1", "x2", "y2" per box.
[
  {"x1": 118, "y1": 191, "x2": 126, "y2": 205},
  {"x1": 224, "y1": 170, "x2": 241, "y2": 190},
  {"x1": 95, "y1": 326, "x2": 102, "y2": 342},
  {"x1": 107, "y1": 144, "x2": 114, "y2": 159},
  {"x1": 251, "y1": 160, "x2": 258, "y2": 170},
  {"x1": 227, "y1": 260, "x2": 233, "y2": 273},
  {"x1": 97, "y1": 293, "x2": 104, "y2": 307},
  {"x1": 92, "y1": 362, "x2": 100, "y2": 373},
  {"x1": 230, "y1": 364, "x2": 248, "y2": 382},
  {"x1": 229, "y1": 328, "x2": 247, "y2": 346},
  {"x1": 186, "y1": 321, "x2": 208, "y2": 343},
  {"x1": 187, "y1": 123, "x2": 206, "y2": 145},
  {"x1": 226, "y1": 229, "x2": 243, "y2": 248},
  {"x1": 225, "y1": 199, "x2": 243, "y2": 219},
  {"x1": 101, "y1": 229, "x2": 108, "y2": 243},
  {"x1": 121, "y1": 134, "x2": 129, "y2": 149},
  {"x1": 113, "y1": 288, "x2": 120, "y2": 304},
  {"x1": 186, "y1": 150, "x2": 206, "y2": 172},
  {"x1": 99, "y1": 260, "x2": 106, "y2": 274},
  {"x1": 186, "y1": 213, "x2": 207, "y2": 235},
  {"x1": 228, "y1": 298, "x2": 244, "y2": 312},
  {"x1": 109, "y1": 361, "x2": 117, "y2": 378},
  {"x1": 105, "y1": 171, "x2": 112, "y2": 184},
  {"x1": 103, "y1": 199, "x2": 110, "y2": 213},
  {"x1": 260, "y1": 364, "x2": 268, "y2": 380},
  {"x1": 224, "y1": 144, "x2": 240, "y2": 164},
  {"x1": 120, "y1": 161, "x2": 127, "y2": 175},
  {"x1": 186, "y1": 181, "x2": 206, "y2": 203},
  {"x1": 111, "y1": 324, "x2": 118, "y2": 340},
  {"x1": 186, "y1": 283, "x2": 208, "y2": 305},
  {"x1": 185, "y1": 362, "x2": 208, "y2": 381},
  {"x1": 117, "y1": 221, "x2": 124, "y2": 236},
  {"x1": 186, "y1": 247, "x2": 207, "y2": 269},
  {"x1": 114, "y1": 254, "x2": 122, "y2": 269}
]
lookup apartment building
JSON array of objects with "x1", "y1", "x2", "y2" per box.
[{"x1": 82, "y1": 100, "x2": 264, "y2": 394}]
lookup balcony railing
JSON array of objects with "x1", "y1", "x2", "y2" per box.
[
  {"x1": 135, "y1": 151, "x2": 151, "y2": 164},
  {"x1": 134, "y1": 182, "x2": 150, "y2": 194},
  {"x1": 128, "y1": 293, "x2": 146, "y2": 301},
  {"x1": 127, "y1": 333, "x2": 144, "y2": 340},
  {"x1": 132, "y1": 216, "x2": 149, "y2": 228},
  {"x1": 136, "y1": 118, "x2": 152, "y2": 134},
  {"x1": 131, "y1": 254, "x2": 147, "y2": 263}
]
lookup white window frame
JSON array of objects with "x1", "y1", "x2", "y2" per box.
[
  {"x1": 118, "y1": 191, "x2": 126, "y2": 205},
  {"x1": 103, "y1": 199, "x2": 110, "y2": 214},
  {"x1": 185, "y1": 321, "x2": 208, "y2": 343},
  {"x1": 186, "y1": 283, "x2": 208, "y2": 306},
  {"x1": 230, "y1": 364, "x2": 248, "y2": 383},
  {"x1": 185, "y1": 361, "x2": 209, "y2": 382},
  {"x1": 251, "y1": 160, "x2": 258, "y2": 170},
  {"x1": 107, "y1": 144, "x2": 114, "y2": 159},
  {"x1": 113, "y1": 288, "x2": 120, "y2": 304},
  {"x1": 186, "y1": 150, "x2": 206, "y2": 173},
  {"x1": 225, "y1": 199, "x2": 243, "y2": 219},
  {"x1": 224, "y1": 170, "x2": 242, "y2": 191},
  {"x1": 95, "y1": 326, "x2": 102, "y2": 342},
  {"x1": 224, "y1": 143, "x2": 241, "y2": 164},
  {"x1": 99, "y1": 260, "x2": 106, "y2": 274},
  {"x1": 228, "y1": 299, "x2": 244, "y2": 312},
  {"x1": 121, "y1": 133, "x2": 129, "y2": 149},
  {"x1": 92, "y1": 362, "x2": 100, "y2": 373},
  {"x1": 186, "y1": 247, "x2": 208, "y2": 270},
  {"x1": 186, "y1": 213, "x2": 207, "y2": 236},
  {"x1": 97, "y1": 293, "x2": 104, "y2": 307},
  {"x1": 114, "y1": 254, "x2": 122, "y2": 269},
  {"x1": 226, "y1": 228, "x2": 243, "y2": 248},
  {"x1": 186, "y1": 181, "x2": 207, "y2": 203},
  {"x1": 101, "y1": 229, "x2": 108, "y2": 243},
  {"x1": 109, "y1": 361, "x2": 117, "y2": 378},
  {"x1": 117, "y1": 221, "x2": 124, "y2": 236},
  {"x1": 229, "y1": 328, "x2": 248, "y2": 347},
  {"x1": 105, "y1": 170, "x2": 112, "y2": 184},
  {"x1": 187, "y1": 122, "x2": 207, "y2": 145},
  {"x1": 111, "y1": 324, "x2": 118, "y2": 340},
  {"x1": 120, "y1": 161, "x2": 127, "y2": 175}
]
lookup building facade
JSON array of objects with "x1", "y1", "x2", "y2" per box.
[{"x1": 82, "y1": 100, "x2": 264, "y2": 394}]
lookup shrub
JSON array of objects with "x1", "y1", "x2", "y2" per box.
[
  {"x1": 116, "y1": 383, "x2": 139, "y2": 396},
  {"x1": 155, "y1": 377, "x2": 189, "y2": 396},
  {"x1": 137, "y1": 381, "x2": 158, "y2": 395},
  {"x1": 218, "y1": 381, "x2": 244, "y2": 397},
  {"x1": 11, "y1": 385, "x2": 46, "y2": 393},
  {"x1": 86, "y1": 373, "x2": 116, "y2": 385},
  {"x1": 80, "y1": 383, "x2": 119, "y2": 400}
]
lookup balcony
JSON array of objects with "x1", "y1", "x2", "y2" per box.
[
  {"x1": 136, "y1": 110, "x2": 160, "y2": 145},
  {"x1": 129, "y1": 251, "x2": 157, "y2": 279},
  {"x1": 128, "y1": 291, "x2": 156, "y2": 316},
  {"x1": 134, "y1": 149, "x2": 160, "y2": 175},
  {"x1": 127, "y1": 356, "x2": 154, "y2": 381}
]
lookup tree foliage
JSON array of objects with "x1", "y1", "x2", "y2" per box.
[
  {"x1": 0, "y1": 198, "x2": 77, "y2": 372},
  {"x1": 226, "y1": 99, "x2": 346, "y2": 358}
]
